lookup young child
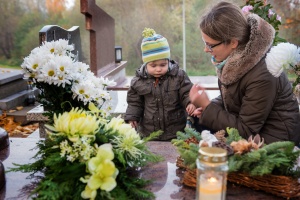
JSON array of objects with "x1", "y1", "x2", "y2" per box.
[{"x1": 124, "y1": 28, "x2": 196, "y2": 141}]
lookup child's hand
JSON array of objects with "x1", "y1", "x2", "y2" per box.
[
  {"x1": 129, "y1": 121, "x2": 138, "y2": 129},
  {"x1": 186, "y1": 104, "x2": 196, "y2": 115},
  {"x1": 191, "y1": 107, "x2": 203, "y2": 118}
]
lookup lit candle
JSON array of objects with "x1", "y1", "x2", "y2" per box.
[
  {"x1": 196, "y1": 147, "x2": 228, "y2": 200},
  {"x1": 199, "y1": 174, "x2": 223, "y2": 200}
]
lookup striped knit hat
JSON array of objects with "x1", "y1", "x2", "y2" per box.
[{"x1": 141, "y1": 28, "x2": 170, "y2": 64}]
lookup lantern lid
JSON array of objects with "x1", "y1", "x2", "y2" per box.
[{"x1": 199, "y1": 147, "x2": 227, "y2": 163}]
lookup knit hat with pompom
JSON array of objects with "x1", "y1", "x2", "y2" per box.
[{"x1": 141, "y1": 28, "x2": 170, "y2": 64}]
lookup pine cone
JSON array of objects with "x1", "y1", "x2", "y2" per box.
[
  {"x1": 214, "y1": 130, "x2": 226, "y2": 143},
  {"x1": 212, "y1": 141, "x2": 234, "y2": 156},
  {"x1": 184, "y1": 136, "x2": 199, "y2": 145}
]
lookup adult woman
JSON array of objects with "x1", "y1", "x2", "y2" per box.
[{"x1": 190, "y1": 1, "x2": 300, "y2": 144}]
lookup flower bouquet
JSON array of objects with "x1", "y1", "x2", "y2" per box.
[
  {"x1": 12, "y1": 39, "x2": 164, "y2": 199},
  {"x1": 8, "y1": 106, "x2": 163, "y2": 199},
  {"x1": 172, "y1": 128, "x2": 300, "y2": 198},
  {"x1": 21, "y1": 39, "x2": 116, "y2": 120}
]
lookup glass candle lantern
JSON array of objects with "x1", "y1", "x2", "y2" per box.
[
  {"x1": 26, "y1": 78, "x2": 36, "y2": 106},
  {"x1": 196, "y1": 147, "x2": 228, "y2": 200}
]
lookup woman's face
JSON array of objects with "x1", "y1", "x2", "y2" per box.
[{"x1": 201, "y1": 31, "x2": 237, "y2": 62}]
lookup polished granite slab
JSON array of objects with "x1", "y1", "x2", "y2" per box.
[{"x1": 0, "y1": 138, "x2": 290, "y2": 200}]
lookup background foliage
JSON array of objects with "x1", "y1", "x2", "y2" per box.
[{"x1": 0, "y1": 0, "x2": 299, "y2": 76}]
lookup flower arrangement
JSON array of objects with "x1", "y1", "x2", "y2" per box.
[
  {"x1": 21, "y1": 39, "x2": 116, "y2": 120},
  {"x1": 241, "y1": 0, "x2": 285, "y2": 45},
  {"x1": 172, "y1": 128, "x2": 300, "y2": 198},
  {"x1": 172, "y1": 128, "x2": 300, "y2": 176},
  {"x1": 8, "y1": 106, "x2": 163, "y2": 199},
  {"x1": 13, "y1": 39, "x2": 165, "y2": 199}
]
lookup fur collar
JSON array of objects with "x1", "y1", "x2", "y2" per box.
[{"x1": 218, "y1": 14, "x2": 275, "y2": 85}]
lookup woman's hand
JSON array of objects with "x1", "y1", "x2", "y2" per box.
[
  {"x1": 186, "y1": 103, "x2": 196, "y2": 115},
  {"x1": 189, "y1": 84, "x2": 211, "y2": 109}
]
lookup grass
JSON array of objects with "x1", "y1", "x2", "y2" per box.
[{"x1": 0, "y1": 59, "x2": 21, "y2": 69}]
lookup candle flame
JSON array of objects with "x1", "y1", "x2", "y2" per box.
[{"x1": 208, "y1": 177, "x2": 218, "y2": 183}]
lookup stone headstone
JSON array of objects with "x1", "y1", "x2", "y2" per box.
[
  {"x1": 0, "y1": 69, "x2": 28, "y2": 110},
  {"x1": 39, "y1": 25, "x2": 83, "y2": 62},
  {"x1": 0, "y1": 70, "x2": 26, "y2": 99}
]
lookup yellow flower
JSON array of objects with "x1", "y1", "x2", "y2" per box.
[
  {"x1": 46, "y1": 108, "x2": 100, "y2": 142},
  {"x1": 118, "y1": 123, "x2": 140, "y2": 139},
  {"x1": 81, "y1": 185, "x2": 97, "y2": 200},
  {"x1": 81, "y1": 144, "x2": 118, "y2": 199},
  {"x1": 105, "y1": 116, "x2": 125, "y2": 132}
]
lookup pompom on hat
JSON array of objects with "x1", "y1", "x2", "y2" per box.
[{"x1": 141, "y1": 28, "x2": 170, "y2": 64}]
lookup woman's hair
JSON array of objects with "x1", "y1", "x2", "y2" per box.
[{"x1": 199, "y1": 1, "x2": 250, "y2": 46}]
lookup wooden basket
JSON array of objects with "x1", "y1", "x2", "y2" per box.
[{"x1": 176, "y1": 157, "x2": 300, "y2": 199}]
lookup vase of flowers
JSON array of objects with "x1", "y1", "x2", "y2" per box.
[{"x1": 21, "y1": 39, "x2": 116, "y2": 120}]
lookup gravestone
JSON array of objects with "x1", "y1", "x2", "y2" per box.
[
  {"x1": 39, "y1": 25, "x2": 83, "y2": 61},
  {"x1": 0, "y1": 69, "x2": 29, "y2": 110},
  {"x1": 80, "y1": 0, "x2": 128, "y2": 89}
]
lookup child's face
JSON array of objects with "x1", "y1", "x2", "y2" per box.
[{"x1": 146, "y1": 59, "x2": 168, "y2": 78}]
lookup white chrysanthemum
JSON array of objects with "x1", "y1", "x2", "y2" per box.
[
  {"x1": 40, "y1": 39, "x2": 74, "y2": 57},
  {"x1": 71, "y1": 72, "x2": 84, "y2": 84},
  {"x1": 55, "y1": 73, "x2": 72, "y2": 87},
  {"x1": 112, "y1": 134, "x2": 143, "y2": 162},
  {"x1": 46, "y1": 55, "x2": 74, "y2": 87},
  {"x1": 100, "y1": 90, "x2": 111, "y2": 101},
  {"x1": 21, "y1": 54, "x2": 42, "y2": 72},
  {"x1": 54, "y1": 55, "x2": 73, "y2": 74},
  {"x1": 37, "y1": 60, "x2": 58, "y2": 84},
  {"x1": 266, "y1": 43, "x2": 300, "y2": 77},
  {"x1": 98, "y1": 76, "x2": 117, "y2": 87},
  {"x1": 74, "y1": 62, "x2": 90, "y2": 74},
  {"x1": 20, "y1": 38, "x2": 114, "y2": 108},
  {"x1": 88, "y1": 75, "x2": 102, "y2": 88},
  {"x1": 72, "y1": 81, "x2": 95, "y2": 104}
]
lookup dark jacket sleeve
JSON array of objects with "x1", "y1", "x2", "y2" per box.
[
  {"x1": 178, "y1": 69, "x2": 193, "y2": 108},
  {"x1": 200, "y1": 65, "x2": 278, "y2": 138},
  {"x1": 124, "y1": 77, "x2": 144, "y2": 123},
  {"x1": 211, "y1": 95, "x2": 223, "y2": 107}
]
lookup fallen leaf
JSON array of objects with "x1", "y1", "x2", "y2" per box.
[{"x1": 16, "y1": 106, "x2": 24, "y2": 111}]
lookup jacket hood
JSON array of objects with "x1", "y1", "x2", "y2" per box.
[
  {"x1": 135, "y1": 60, "x2": 179, "y2": 79},
  {"x1": 218, "y1": 14, "x2": 275, "y2": 85}
]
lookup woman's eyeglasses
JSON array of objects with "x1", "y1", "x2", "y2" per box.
[{"x1": 202, "y1": 39, "x2": 223, "y2": 52}]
